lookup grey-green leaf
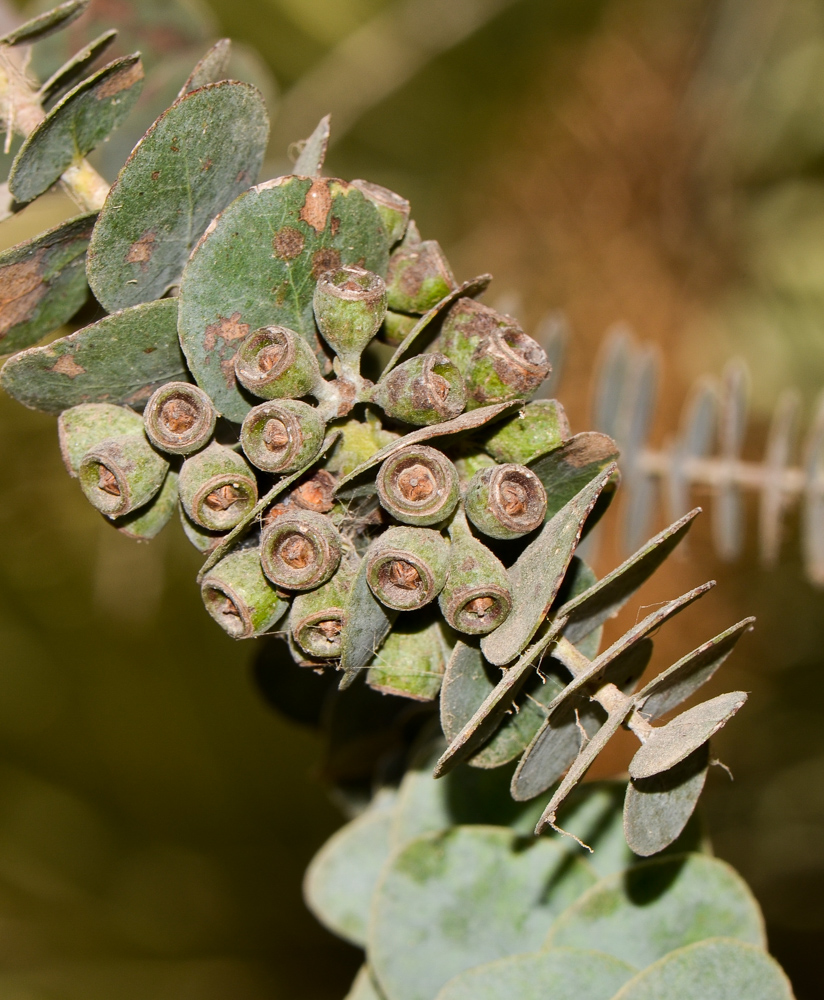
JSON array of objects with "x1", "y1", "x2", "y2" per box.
[
  {"x1": 369, "y1": 826, "x2": 597, "y2": 1000},
  {"x1": 636, "y1": 618, "x2": 754, "y2": 721},
  {"x1": 177, "y1": 39, "x2": 232, "y2": 98},
  {"x1": 0, "y1": 298, "x2": 185, "y2": 414},
  {"x1": 529, "y1": 432, "x2": 619, "y2": 519},
  {"x1": 629, "y1": 692, "x2": 748, "y2": 780},
  {"x1": 87, "y1": 81, "x2": 269, "y2": 314},
  {"x1": 434, "y1": 948, "x2": 636, "y2": 1000},
  {"x1": 39, "y1": 29, "x2": 118, "y2": 105},
  {"x1": 340, "y1": 554, "x2": 398, "y2": 682},
  {"x1": 367, "y1": 614, "x2": 449, "y2": 701},
  {"x1": 178, "y1": 175, "x2": 388, "y2": 421},
  {"x1": 0, "y1": 212, "x2": 94, "y2": 353},
  {"x1": 481, "y1": 464, "x2": 616, "y2": 666},
  {"x1": 294, "y1": 114, "x2": 331, "y2": 176},
  {"x1": 9, "y1": 55, "x2": 144, "y2": 204},
  {"x1": 545, "y1": 853, "x2": 766, "y2": 967},
  {"x1": 610, "y1": 939, "x2": 794, "y2": 1000},
  {"x1": 0, "y1": 0, "x2": 88, "y2": 46},
  {"x1": 304, "y1": 790, "x2": 397, "y2": 947},
  {"x1": 624, "y1": 744, "x2": 710, "y2": 857},
  {"x1": 440, "y1": 641, "x2": 491, "y2": 743}
]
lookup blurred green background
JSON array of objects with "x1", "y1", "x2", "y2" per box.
[{"x1": 1, "y1": 0, "x2": 824, "y2": 996}]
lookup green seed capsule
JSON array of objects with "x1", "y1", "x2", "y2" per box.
[
  {"x1": 464, "y1": 463, "x2": 548, "y2": 539},
  {"x1": 115, "y1": 469, "x2": 179, "y2": 540},
  {"x1": 437, "y1": 298, "x2": 550, "y2": 409},
  {"x1": 79, "y1": 433, "x2": 169, "y2": 518},
  {"x1": 385, "y1": 240, "x2": 456, "y2": 313},
  {"x1": 366, "y1": 613, "x2": 449, "y2": 701},
  {"x1": 58, "y1": 403, "x2": 144, "y2": 476},
  {"x1": 241, "y1": 399, "x2": 326, "y2": 474},
  {"x1": 313, "y1": 265, "x2": 387, "y2": 368},
  {"x1": 201, "y1": 548, "x2": 289, "y2": 639},
  {"x1": 143, "y1": 381, "x2": 217, "y2": 455},
  {"x1": 351, "y1": 179, "x2": 411, "y2": 244},
  {"x1": 376, "y1": 445, "x2": 460, "y2": 526},
  {"x1": 290, "y1": 554, "x2": 358, "y2": 659},
  {"x1": 178, "y1": 441, "x2": 258, "y2": 531},
  {"x1": 381, "y1": 309, "x2": 417, "y2": 346},
  {"x1": 365, "y1": 525, "x2": 449, "y2": 611},
  {"x1": 371, "y1": 352, "x2": 466, "y2": 426},
  {"x1": 260, "y1": 510, "x2": 343, "y2": 591},
  {"x1": 480, "y1": 399, "x2": 570, "y2": 465},
  {"x1": 234, "y1": 325, "x2": 323, "y2": 401},
  {"x1": 439, "y1": 509, "x2": 512, "y2": 634}
]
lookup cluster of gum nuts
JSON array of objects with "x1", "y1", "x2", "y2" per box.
[{"x1": 57, "y1": 249, "x2": 555, "y2": 664}]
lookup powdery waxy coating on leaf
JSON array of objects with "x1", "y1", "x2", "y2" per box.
[
  {"x1": 87, "y1": 81, "x2": 270, "y2": 313},
  {"x1": 9, "y1": 55, "x2": 145, "y2": 205},
  {"x1": 178, "y1": 175, "x2": 390, "y2": 422},
  {"x1": 0, "y1": 298, "x2": 186, "y2": 415}
]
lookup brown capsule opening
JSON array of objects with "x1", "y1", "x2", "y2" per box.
[
  {"x1": 485, "y1": 326, "x2": 550, "y2": 394},
  {"x1": 278, "y1": 533, "x2": 316, "y2": 570},
  {"x1": 367, "y1": 546, "x2": 437, "y2": 610},
  {"x1": 144, "y1": 382, "x2": 216, "y2": 455},
  {"x1": 97, "y1": 464, "x2": 121, "y2": 497},
  {"x1": 489, "y1": 465, "x2": 547, "y2": 533},
  {"x1": 294, "y1": 608, "x2": 346, "y2": 658},
  {"x1": 325, "y1": 265, "x2": 385, "y2": 305},
  {"x1": 235, "y1": 327, "x2": 293, "y2": 389},
  {"x1": 160, "y1": 396, "x2": 197, "y2": 434},
  {"x1": 396, "y1": 464, "x2": 436, "y2": 503},
  {"x1": 263, "y1": 418, "x2": 290, "y2": 452},
  {"x1": 202, "y1": 584, "x2": 252, "y2": 639},
  {"x1": 260, "y1": 512, "x2": 342, "y2": 591},
  {"x1": 292, "y1": 469, "x2": 336, "y2": 513},
  {"x1": 448, "y1": 585, "x2": 512, "y2": 635},
  {"x1": 192, "y1": 474, "x2": 257, "y2": 531},
  {"x1": 377, "y1": 445, "x2": 459, "y2": 525}
]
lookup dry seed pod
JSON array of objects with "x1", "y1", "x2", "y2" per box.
[
  {"x1": 437, "y1": 298, "x2": 550, "y2": 409},
  {"x1": 178, "y1": 441, "x2": 258, "y2": 531},
  {"x1": 313, "y1": 265, "x2": 387, "y2": 368},
  {"x1": 371, "y1": 353, "x2": 466, "y2": 426},
  {"x1": 143, "y1": 381, "x2": 217, "y2": 455},
  {"x1": 240, "y1": 399, "x2": 325, "y2": 473},
  {"x1": 58, "y1": 403, "x2": 144, "y2": 477},
  {"x1": 365, "y1": 525, "x2": 449, "y2": 611},
  {"x1": 385, "y1": 240, "x2": 456, "y2": 313},
  {"x1": 234, "y1": 325, "x2": 323, "y2": 401},
  {"x1": 465, "y1": 463, "x2": 547, "y2": 539},
  {"x1": 78, "y1": 433, "x2": 169, "y2": 518},
  {"x1": 290, "y1": 555, "x2": 358, "y2": 659},
  {"x1": 350, "y1": 179, "x2": 411, "y2": 244},
  {"x1": 260, "y1": 510, "x2": 342, "y2": 591},
  {"x1": 376, "y1": 444, "x2": 460, "y2": 526},
  {"x1": 439, "y1": 510, "x2": 512, "y2": 634},
  {"x1": 201, "y1": 548, "x2": 288, "y2": 639},
  {"x1": 381, "y1": 309, "x2": 417, "y2": 346}
]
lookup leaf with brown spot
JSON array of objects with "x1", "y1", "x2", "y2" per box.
[
  {"x1": 0, "y1": 213, "x2": 95, "y2": 354},
  {"x1": 528, "y1": 431, "x2": 620, "y2": 520},
  {"x1": 299, "y1": 178, "x2": 333, "y2": 231},
  {"x1": 87, "y1": 81, "x2": 269, "y2": 314},
  {"x1": 10, "y1": 55, "x2": 144, "y2": 205}
]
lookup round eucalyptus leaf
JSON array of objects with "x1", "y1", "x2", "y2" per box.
[
  {"x1": 1, "y1": 0, "x2": 89, "y2": 47},
  {"x1": 369, "y1": 826, "x2": 597, "y2": 1000},
  {"x1": 39, "y1": 30, "x2": 118, "y2": 106},
  {"x1": 87, "y1": 81, "x2": 269, "y2": 313},
  {"x1": 610, "y1": 938, "x2": 794, "y2": 1000},
  {"x1": 178, "y1": 175, "x2": 389, "y2": 421},
  {"x1": 545, "y1": 853, "x2": 766, "y2": 969},
  {"x1": 9, "y1": 55, "x2": 144, "y2": 205},
  {"x1": 303, "y1": 790, "x2": 396, "y2": 947},
  {"x1": 434, "y1": 947, "x2": 636, "y2": 1000}
]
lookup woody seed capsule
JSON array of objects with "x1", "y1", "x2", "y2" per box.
[
  {"x1": 351, "y1": 179, "x2": 411, "y2": 245},
  {"x1": 313, "y1": 265, "x2": 387, "y2": 369},
  {"x1": 260, "y1": 510, "x2": 343, "y2": 591},
  {"x1": 365, "y1": 526, "x2": 449, "y2": 611},
  {"x1": 371, "y1": 353, "x2": 466, "y2": 426},
  {"x1": 240, "y1": 399, "x2": 326, "y2": 474},
  {"x1": 464, "y1": 463, "x2": 548, "y2": 539},
  {"x1": 376, "y1": 444, "x2": 460, "y2": 526},
  {"x1": 59, "y1": 403, "x2": 145, "y2": 477},
  {"x1": 143, "y1": 381, "x2": 217, "y2": 455},
  {"x1": 439, "y1": 508, "x2": 512, "y2": 634},
  {"x1": 79, "y1": 433, "x2": 169, "y2": 518},
  {"x1": 178, "y1": 441, "x2": 258, "y2": 531},
  {"x1": 234, "y1": 325, "x2": 323, "y2": 401},
  {"x1": 480, "y1": 399, "x2": 570, "y2": 465},
  {"x1": 201, "y1": 548, "x2": 289, "y2": 639},
  {"x1": 385, "y1": 240, "x2": 456, "y2": 314},
  {"x1": 290, "y1": 554, "x2": 358, "y2": 659}
]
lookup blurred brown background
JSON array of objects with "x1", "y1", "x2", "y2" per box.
[{"x1": 1, "y1": 0, "x2": 823, "y2": 996}]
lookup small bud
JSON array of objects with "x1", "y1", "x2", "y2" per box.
[
  {"x1": 371, "y1": 353, "x2": 466, "y2": 426},
  {"x1": 313, "y1": 265, "x2": 387, "y2": 368},
  {"x1": 464, "y1": 463, "x2": 548, "y2": 539},
  {"x1": 78, "y1": 433, "x2": 169, "y2": 518},
  {"x1": 178, "y1": 441, "x2": 258, "y2": 531},
  {"x1": 240, "y1": 399, "x2": 326, "y2": 474},
  {"x1": 385, "y1": 240, "x2": 456, "y2": 313},
  {"x1": 437, "y1": 298, "x2": 550, "y2": 409},
  {"x1": 260, "y1": 510, "x2": 343, "y2": 591},
  {"x1": 234, "y1": 325, "x2": 323, "y2": 401},
  {"x1": 351, "y1": 179, "x2": 411, "y2": 244},
  {"x1": 115, "y1": 469, "x2": 179, "y2": 540},
  {"x1": 289, "y1": 554, "x2": 358, "y2": 659},
  {"x1": 376, "y1": 444, "x2": 460, "y2": 526},
  {"x1": 439, "y1": 509, "x2": 512, "y2": 634},
  {"x1": 143, "y1": 381, "x2": 217, "y2": 455},
  {"x1": 381, "y1": 309, "x2": 417, "y2": 346},
  {"x1": 201, "y1": 549, "x2": 289, "y2": 639},
  {"x1": 365, "y1": 525, "x2": 449, "y2": 611},
  {"x1": 179, "y1": 503, "x2": 224, "y2": 554},
  {"x1": 58, "y1": 403, "x2": 144, "y2": 477},
  {"x1": 481, "y1": 399, "x2": 570, "y2": 465}
]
